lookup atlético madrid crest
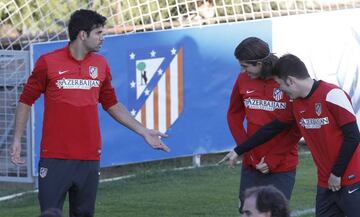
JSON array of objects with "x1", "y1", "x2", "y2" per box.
[
  {"x1": 39, "y1": 167, "x2": 48, "y2": 178},
  {"x1": 273, "y1": 88, "x2": 283, "y2": 101},
  {"x1": 89, "y1": 66, "x2": 98, "y2": 79},
  {"x1": 128, "y1": 46, "x2": 184, "y2": 133},
  {"x1": 315, "y1": 103, "x2": 322, "y2": 116}
]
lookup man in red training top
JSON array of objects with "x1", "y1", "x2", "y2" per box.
[
  {"x1": 227, "y1": 37, "x2": 300, "y2": 213},
  {"x1": 221, "y1": 54, "x2": 360, "y2": 217},
  {"x1": 10, "y1": 9, "x2": 169, "y2": 217}
]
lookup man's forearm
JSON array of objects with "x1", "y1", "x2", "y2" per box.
[
  {"x1": 13, "y1": 102, "x2": 31, "y2": 142},
  {"x1": 107, "y1": 103, "x2": 146, "y2": 136},
  {"x1": 234, "y1": 119, "x2": 289, "y2": 155},
  {"x1": 331, "y1": 122, "x2": 360, "y2": 177}
]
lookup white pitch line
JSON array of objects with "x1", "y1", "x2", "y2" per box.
[
  {"x1": 0, "y1": 175, "x2": 137, "y2": 202},
  {"x1": 0, "y1": 168, "x2": 169, "y2": 202},
  {"x1": 0, "y1": 151, "x2": 313, "y2": 204},
  {"x1": 99, "y1": 174, "x2": 136, "y2": 183},
  {"x1": 299, "y1": 151, "x2": 311, "y2": 156},
  {"x1": 0, "y1": 187, "x2": 316, "y2": 217},
  {"x1": 0, "y1": 190, "x2": 38, "y2": 202},
  {"x1": 291, "y1": 208, "x2": 315, "y2": 216}
]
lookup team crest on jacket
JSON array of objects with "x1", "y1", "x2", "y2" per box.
[
  {"x1": 89, "y1": 66, "x2": 98, "y2": 79},
  {"x1": 273, "y1": 88, "x2": 283, "y2": 101},
  {"x1": 39, "y1": 167, "x2": 48, "y2": 178},
  {"x1": 315, "y1": 103, "x2": 322, "y2": 116}
]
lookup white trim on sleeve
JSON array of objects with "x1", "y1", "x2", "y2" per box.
[{"x1": 326, "y1": 88, "x2": 355, "y2": 115}]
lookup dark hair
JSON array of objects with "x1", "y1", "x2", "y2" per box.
[
  {"x1": 272, "y1": 54, "x2": 310, "y2": 81},
  {"x1": 39, "y1": 208, "x2": 64, "y2": 217},
  {"x1": 234, "y1": 37, "x2": 278, "y2": 79},
  {"x1": 244, "y1": 185, "x2": 290, "y2": 217},
  {"x1": 68, "y1": 9, "x2": 106, "y2": 41}
]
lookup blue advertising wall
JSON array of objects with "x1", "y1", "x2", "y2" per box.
[{"x1": 31, "y1": 20, "x2": 272, "y2": 168}]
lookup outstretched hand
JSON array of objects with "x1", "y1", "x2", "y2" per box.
[
  {"x1": 143, "y1": 129, "x2": 170, "y2": 152},
  {"x1": 217, "y1": 150, "x2": 241, "y2": 168}
]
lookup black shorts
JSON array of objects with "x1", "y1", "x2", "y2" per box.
[
  {"x1": 38, "y1": 158, "x2": 100, "y2": 217},
  {"x1": 238, "y1": 165, "x2": 296, "y2": 213},
  {"x1": 316, "y1": 181, "x2": 360, "y2": 217}
]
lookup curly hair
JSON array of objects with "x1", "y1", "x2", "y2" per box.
[
  {"x1": 234, "y1": 37, "x2": 278, "y2": 79},
  {"x1": 244, "y1": 185, "x2": 290, "y2": 217}
]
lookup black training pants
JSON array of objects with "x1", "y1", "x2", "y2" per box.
[{"x1": 38, "y1": 159, "x2": 100, "y2": 217}]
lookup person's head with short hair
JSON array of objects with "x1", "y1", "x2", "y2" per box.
[
  {"x1": 68, "y1": 9, "x2": 106, "y2": 42},
  {"x1": 272, "y1": 54, "x2": 310, "y2": 81},
  {"x1": 39, "y1": 208, "x2": 64, "y2": 217},
  {"x1": 242, "y1": 185, "x2": 290, "y2": 217},
  {"x1": 272, "y1": 54, "x2": 312, "y2": 100},
  {"x1": 68, "y1": 9, "x2": 106, "y2": 53},
  {"x1": 234, "y1": 37, "x2": 278, "y2": 79}
]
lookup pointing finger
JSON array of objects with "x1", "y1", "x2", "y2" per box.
[
  {"x1": 161, "y1": 144, "x2": 170, "y2": 152},
  {"x1": 217, "y1": 155, "x2": 229, "y2": 165},
  {"x1": 157, "y1": 141, "x2": 170, "y2": 152}
]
